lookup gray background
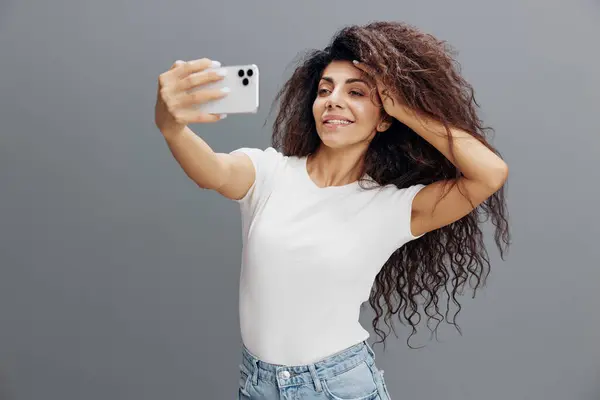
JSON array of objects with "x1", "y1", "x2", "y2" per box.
[{"x1": 1, "y1": 0, "x2": 599, "y2": 399}]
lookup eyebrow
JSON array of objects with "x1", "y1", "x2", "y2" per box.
[{"x1": 320, "y1": 76, "x2": 370, "y2": 85}]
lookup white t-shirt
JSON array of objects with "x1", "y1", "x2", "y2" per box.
[{"x1": 231, "y1": 147, "x2": 426, "y2": 365}]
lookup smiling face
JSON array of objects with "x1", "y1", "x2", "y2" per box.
[{"x1": 312, "y1": 60, "x2": 391, "y2": 150}]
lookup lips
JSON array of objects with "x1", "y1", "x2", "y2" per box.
[
  {"x1": 322, "y1": 115, "x2": 355, "y2": 125},
  {"x1": 324, "y1": 120, "x2": 353, "y2": 126}
]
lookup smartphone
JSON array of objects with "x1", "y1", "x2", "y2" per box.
[{"x1": 193, "y1": 64, "x2": 259, "y2": 115}]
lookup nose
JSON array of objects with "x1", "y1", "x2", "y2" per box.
[{"x1": 325, "y1": 89, "x2": 344, "y2": 109}]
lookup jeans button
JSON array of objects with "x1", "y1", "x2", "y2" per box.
[{"x1": 279, "y1": 370, "x2": 290, "y2": 379}]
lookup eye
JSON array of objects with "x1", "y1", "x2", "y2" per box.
[
  {"x1": 318, "y1": 88, "x2": 330, "y2": 95},
  {"x1": 350, "y1": 90, "x2": 364, "y2": 96}
]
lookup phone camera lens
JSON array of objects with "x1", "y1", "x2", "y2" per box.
[
  {"x1": 242, "y1": 78, "x2": 249, "y2": 86},
  {"x1": 238, "y1": 69, "x2": 245, "y2": 77},
  {"x1": 247, "y1": 69, "x2": 253, "y2": 77}
]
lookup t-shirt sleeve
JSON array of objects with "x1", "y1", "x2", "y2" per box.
[
  {"x1": 400, "y1": 183, "x2": 428, "y2": 241},
  {"x1": 229, "y1": 146, "x2": 281, "y2": 216},
  {"x1": 378, "y1": 183, "x2": 428, "y2": 246}
]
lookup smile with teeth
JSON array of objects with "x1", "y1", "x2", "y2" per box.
[{"x1": 324, "y1": 120, "x2": 353, "y2": 125}]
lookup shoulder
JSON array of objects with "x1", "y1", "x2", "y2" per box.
[
  {"x1": 230, "y1": 146, "x2": 282, "y2": 162},
  {"x1": 371, "y1": 183, "x2": 428, "y2": 242},
  {"x1": 230, "y1": 146, "x2": 287, "y2": 171},
  {"x1": 228, "y1": 147, "x2": 296, "y2": 207},
  {"x1": 229, "y1": 146, "x2": 299, "y2": 188},
  {"x1": 375, "y1": 182, "x2": 427, "y2": 204}
]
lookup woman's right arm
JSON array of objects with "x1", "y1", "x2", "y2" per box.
[
  {"x1": 162, "y1": 127, "x2": 254, "y2": 200},
  {"x1": 155, "y1": 58, "x2": 255, "y2": 201}
]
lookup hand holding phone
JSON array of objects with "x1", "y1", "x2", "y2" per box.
[
  {"x1": 155, "y1": 58, "x2": 259, "y2": 135},
  {"x1": 193, "y1": 64, "x2": 259, "y2": 115}
]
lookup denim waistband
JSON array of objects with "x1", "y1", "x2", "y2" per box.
[{"x1": 240, "y1": 340, "x2": 377, "y2": 389}]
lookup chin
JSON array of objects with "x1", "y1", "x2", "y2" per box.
[
  {"x1": 320, "y1": 141, "x2": 349, "y2": 150},
  {"x1": 317, "y1": 129, "x2": 369, "y2": 150},
  {"x1": 317, "y1": 132, "x2": 351, "y2": 149}
]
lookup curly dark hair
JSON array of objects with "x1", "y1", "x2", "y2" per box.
[{"x1": 267, "y1": 21, "x2": 510, "y2": 348}]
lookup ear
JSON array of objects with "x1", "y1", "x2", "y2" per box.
[{"x1": 376, "y1": 115, "x2": 393, "y2": 132}]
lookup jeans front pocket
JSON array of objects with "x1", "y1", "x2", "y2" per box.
[
  {"x1": 238, "y1": 363, "x2": 252, "y2": 399},
  {"x1": 321, "y1": 361, "x2": 379, "y2": 400},
  {"x1": 373, "y1": 369, "x2": 391, "y2": 400}
]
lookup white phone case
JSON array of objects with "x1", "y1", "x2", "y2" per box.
[{"x1": 193, "y1": 64, "x2": 259, "y2": 115}]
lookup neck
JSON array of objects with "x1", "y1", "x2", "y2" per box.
[{"x1": 307, "y1": 143, "x2": 368, "y2": 187}]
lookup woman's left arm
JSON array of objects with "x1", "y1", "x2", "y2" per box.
[
  {"x1": 353, "y1": 60, "x2": 509, "y2": 237},
  {"x1": 394, "y1": 106, "x2": 509, "y2": 237}
]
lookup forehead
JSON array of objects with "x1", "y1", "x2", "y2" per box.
[{"x1": 320, "y1": 60, "x2": 367, "y2": 82}]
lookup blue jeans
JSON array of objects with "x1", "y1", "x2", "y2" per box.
[{"x1": 238, "y1": 340, "x2": 392, "y2": 399}]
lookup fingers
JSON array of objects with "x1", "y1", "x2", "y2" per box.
[
  {"x1": 352, "y1": 59, "x2": 383, "y2": 76},
  {"x1": 182, "y1": 110, "x2": 226, "y2": 124},
  {"x1": 352, "y1": 60, "x2": 375, "y2": 75},
  {"x1": 176, "y1": 68, "x2": 226, "y2": 92},
  {"x1": 199, "y1": 113, "x2": 227, "y2": 123},
  {"x1": 169, "y1": 60, "x2": 184, "y2": 70},
  {"x1": 177, "y1": 87, "x2": 229, "y2": 108},
  {"x1": 352, "y1": 59, "x2": 366, "y2": 70},
  {"x1": 159, "y1": 58, "x2": 219, "y2": 88},
  {"x1": 353, "y1": 60, "x2": 381, "y2": 86},
  {"x1": 183, "y1": 110, "x2": 227, "y2": 124},
  {"x1": 159, "y1": 58, "x2": 226, "y2": 101},
  {"x1": 172, "y1": 58, "x2": 221, "y2": 79},
  {"x1": 156, "y1": 58, "x2": 229, "y2": 127}
]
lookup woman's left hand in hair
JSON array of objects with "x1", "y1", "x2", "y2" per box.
[{"x1": 352, "y1": 60, "x2": 416, "y2": 124}]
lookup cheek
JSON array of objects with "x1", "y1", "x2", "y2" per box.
[
  {"x1": 312, "y1": 99, "x2": 323, "y2": 119},
  {"x1": 352, "y1": 101, "x2": 381, "y2": 126}
]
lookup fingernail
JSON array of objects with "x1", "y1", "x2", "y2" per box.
[
  {"x1": 210, "y1": 60, "x2": 222, "y2": 68},
  {"x1": 219, "y1": 114, "x2": 228, "y2": 119},
  {"x1": 215, "y1": 68, "x2": 228, "y2": 77},
  {"x1": 220, "y1": 87, "x2": 231, "y2": 93}
]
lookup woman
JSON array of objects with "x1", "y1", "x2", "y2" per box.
[{"x1": 154, "y1": 21, "x2": 510, "y2": 400}]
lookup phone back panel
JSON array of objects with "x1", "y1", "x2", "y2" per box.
[{"x1": 194, "y1": 64, "x2": 259, "y2": 114}]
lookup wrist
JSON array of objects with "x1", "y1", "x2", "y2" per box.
[
  {"x1": 389, "y1": 104, "x2": 417, "y2": 127},
  {"x1": 160, "y1": 125, "x2": 186, "y2": 141},
  {"x1": 396, "y1": 107, "x2": 435, "y2": 132}
]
